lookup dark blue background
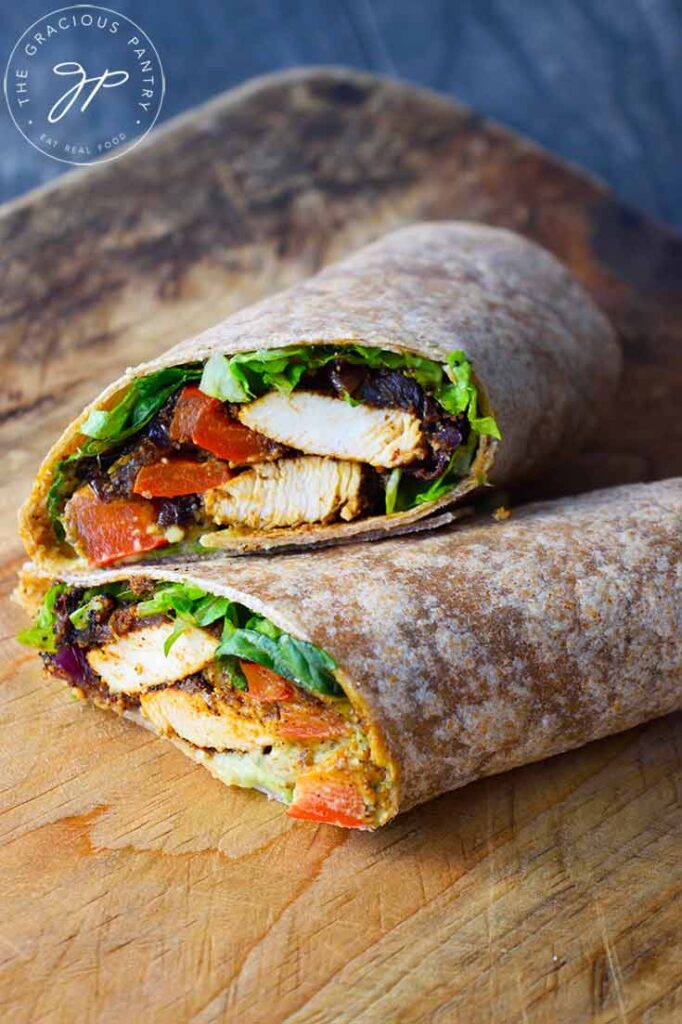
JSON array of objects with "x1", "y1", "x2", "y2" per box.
[{"x1": 2, "y1": 0, "x2": 681, "y2": 230}]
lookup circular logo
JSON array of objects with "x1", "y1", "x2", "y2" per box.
[{"x1": 4, "y1": 5, "x2": 165, "y2": 165}]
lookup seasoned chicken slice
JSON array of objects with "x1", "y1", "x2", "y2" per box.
[
  {"x1": 87, "y1": 622, "x2": 218, "y2": 694},
  {"x1": 204, "y1": 456, "x2": 364, "y2": 530},
  {"x1": 140, "y1": 686, "x2": 279, "y2": 751},
  {"x1": 238, "y1": 391, "x2": 426, "y2": 468}
]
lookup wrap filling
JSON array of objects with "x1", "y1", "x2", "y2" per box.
[
  {"x1": 19, "y1": 579, "x2": 393, "y2": 828},
  {"x1": 47, "y1": 345, "x2": 499, "y2": 565}
]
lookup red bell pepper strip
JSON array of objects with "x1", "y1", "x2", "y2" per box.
[
  {"x1": 169, "y1": 386, "x2": 215, "y2": 443},
  {"x1": 287, "y1": 778, "x2": 367, "y2": 828},
  {"x1": 277, "y1": 704, "x2": 349, "y2": 743},
  {"x1": 170, "y1": 385, "x2": 275, "y2": 464},
  {"x1": 240, "y1": 661, "x2": 294, "y2": 702},
  {"x1": 133, "y1": 457, "x2": 232, "y2": 498},
  {"x1": 64, "y1": 486, "x2": 167, "y2": 567},
  {"x1": 192, "y1": 405, "x2": 275, "y2": 464}
]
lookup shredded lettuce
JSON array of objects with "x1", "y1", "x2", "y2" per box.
[
  {"x1": 199, "y1": 350, "x2": 308, "y2": 402},
  {"x1": 17, "y1": 583, "x2": 65, "y2": 651},
  {"x1": 436, "y1": 351, "x2": 501, "y2": 438},
  {"x1": 134, "y1": 581, "x2": 211, "y2": 619},
  {"x1": 199, "y1": 344, "x2": 450, "y2": 404}
]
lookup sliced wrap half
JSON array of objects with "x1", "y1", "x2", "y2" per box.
[
  {"x1": 19, "y1": 222, "x2": 619, "y2": 570},
  {"x1": 17, "y1": 479, "x2": 681, "y2": 829}
]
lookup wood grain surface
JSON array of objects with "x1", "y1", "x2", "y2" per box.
[{"x1": 1, "y1": 68, "x2": 681, "y2": 1023}]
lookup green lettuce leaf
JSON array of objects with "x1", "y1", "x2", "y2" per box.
[
  {"x1": 80, "y1": 366, "x2": 202, "y2": 442},
  {"x1": 199, "y1": 354, "x2": 251, "y2": 402},
  {"x1": 68, "y1": 582, "x2": 135, "y2": 630},
  {"x1": 387, "y1": 432, "x2": 478, "y2": 513},
  {"x1": 216, "y1": 624, "x2": 340, "y2": 697},
  {"x1": 135, "y1": 581, "x2": 208, "y2": 618},
  {"x1": 19, "y1": 581, "x2": 136, "y2": 645},
  {"x1": 17, "y1": 583, "x2": 65, "y2": 651},
  {"x1": 69, "y1": 593, "x2": 109, "y2": 630},
  {"x1": 384, "y1": 468, "x2": 402, "y2": 515},
  {"x1": 199, "y1": 344, "x2": 455, "y2": 406},
  {"x1": 212, "y1": 655, "x2": 248, "y2": 692},
  {"x1": 47, "y1": 457, "x2": 83, "y2": 541},
  {"x1": 382, "y1": 351, "x2": 499, "y2": 513},
  {"x1": 435, "y1": 351, "x2": 501, "y2": 439},
  {"x1": 137, "y1": 582, "x2": 342, "y2": 697}
]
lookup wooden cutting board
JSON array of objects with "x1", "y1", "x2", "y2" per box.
[{"x1": 1, "y1": 69, "x2": 680, "y2": 1024}]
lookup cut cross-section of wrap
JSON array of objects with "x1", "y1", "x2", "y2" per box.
[
  {"x1": 16, "y1": 479, "x2": 681, "y2": 829},
  {"x1": 17, "y1": 571, "x2": 396, "y2": 828},
  {"x1": 19, "y1": 222, "x2": 620, "y2": 569}
]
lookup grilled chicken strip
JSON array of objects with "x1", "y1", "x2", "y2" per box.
[
  {"x1": 87, "y1": 622, "x2": 218, "y2": 693},
  {"x1": 141, "y1": 686, "x2": 279, "y2": 751},
  {"x1": 237, "y1": 391, "x2": 426, "y2": 468},
  {"x1": 204, "y1": 455, "x2": 364, "y2": 530}
]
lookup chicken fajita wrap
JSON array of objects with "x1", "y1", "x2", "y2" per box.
[
  {"x1": 20, "y1": 222, "x2": 619, "y2": 569},
  {"x1": 17, "y1": 479, "x2": 681, "y2": 829}
]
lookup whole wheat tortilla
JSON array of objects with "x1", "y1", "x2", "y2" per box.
[
  {"x1": 20, "y1": 221, "x2": 620, "y2": 569},
  {"x1": 17, "y1": 478, "x2": 681, "y2": 824}
]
